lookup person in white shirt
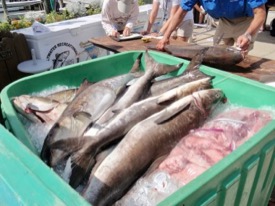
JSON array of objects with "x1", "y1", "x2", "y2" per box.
[
  {"x1": 142, "y1": 0, "x2": 194, "y2": 42},
  {"x1": 101, "y1": 0, "x2": 139, "y2": 38}
]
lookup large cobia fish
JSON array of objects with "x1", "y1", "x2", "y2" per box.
[
  {"x1": 148, "y1": 44, "x2": 244, "y2": 66},
  {"x1": 40, "y1": 54, "x2": 144, "y2": 167},
  {"x1": 95, "y1": 50, "x2": 184, "y2": 124},
  {"x1": 51, "y1": 77, "x2": 213, "y2": 188},
  {"x1": 81, "y1": 88, "x2": 225, "y2": 206},
  {"x1": 148, "y1": 48, "x2": 211, "y2": 97}
]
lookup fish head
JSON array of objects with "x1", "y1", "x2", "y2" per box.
[
  {"x1": 209, "y1": 45, "x2": 244, "y2": 65},
  {"x1": 14, "y1": 95, "x2": 59, "y2": 112},
  {"x1": 226, "y1": 46, "x2": 245, "y2": 61},
  {"x1": 13, "y1": 95, "x2": 32, "y2": 111},
  {"x1": 192, "y1": 89, "x2": 226, "y2": 116},
  {"x1": 13, "y1": 95, "x2": 43, "y2": 123}
]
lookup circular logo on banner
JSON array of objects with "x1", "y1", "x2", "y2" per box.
[{"x1": 46, "y1": 42, "x2": 78, "y2": 69}]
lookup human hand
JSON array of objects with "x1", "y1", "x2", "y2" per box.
[
  {"x1": 236, "y1": 33, "x2": 251, "y2": 53},
  {"x1": 141, "y1": 30, "x2": 149, "y2": 35},
  {"x1": 156, "y1": 37, "x2": 169, "y2": 51},
  {"x1": 123, "y1": 27, "x2": 131, "y2": 36},
  {"x1": 200, "y1": 10, "x2": 206, "y2": 15},
  {"x1": 110, "y1": 30, "x2": 120, "y2": 38}
]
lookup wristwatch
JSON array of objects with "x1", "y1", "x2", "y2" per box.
[{"x1": 244, "y1": 32, "x2": 252, "y2": 42}]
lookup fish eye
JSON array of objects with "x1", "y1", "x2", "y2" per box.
[{"x1": 215, "y1": 93, "x2": 221, "y2": 98}]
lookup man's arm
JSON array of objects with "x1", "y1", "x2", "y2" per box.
[
  {"x1": 236, "y1": 4, "x2": 266, "y2": 51},
  {"x1": 159, "y1": 4, "x2": 179, "y2": 35},
  {"x1": 101, "y1": 1, "x2": 118, "y2": 36},
  {"x1": 124, "y1": 3, "x2": 139, "y2": 36},
  {"x1": 156, "y1": 6, "x2": 187, "y2": 50},
  {"x1": 143, "y1": 1, "x2": 160, "y2": 34}
]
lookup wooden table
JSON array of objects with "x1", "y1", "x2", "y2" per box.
[{"x1": 89, "y1": 36, "x2": 275, "y2": 83}]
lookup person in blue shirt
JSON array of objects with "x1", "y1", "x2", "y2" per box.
[{"x1": 156, "y1": 0, "x2": 267, "y2": 55}]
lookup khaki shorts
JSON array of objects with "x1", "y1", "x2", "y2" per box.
[
  {"x1": 214, "y1": 17, "x2": 257, "y2": 50},
  {"x1": 171, "y1": 19, "x2": 194, "y2": 38}
]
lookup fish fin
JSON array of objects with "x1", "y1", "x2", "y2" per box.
[
  {"x1": 69, "y1": 149, "x2": 97, "y2": 188},
  {"x1": 157, "y1": 91, "x2": 178, "y2": 104},
  {"x1": 73, "y1": 111, "x2": 92, "y2": 121},
  {"x1": 189, "y1": 69, "x2": 215, "y2": 80},
  {"x1": 144, "y1": 49, "x2": 155, "y2": 71},
  {"x1": 130, "y1": 52, "x2": 143, "y2": 73},
  {"x1": 76, "y1": 79, "x2": 93, "y2": 95},
  {"x1": 183, "y1": 47, "x2": 208, "y2": 73},
  {"x1": 156, "y1": 62, "x2": 184, "y2": 76},
  {"x1": 145, "y1": 50, "x2": 184, "y2": 76},
  {"x1": 40, "y1": 140, "x2": 52, "y2": 165},
  {"x1": 155, "y1": 101, "x2": 191, "y2": 124},
  {"x1": 50, "y1": 136, "x2": 90, "y2": 153}
]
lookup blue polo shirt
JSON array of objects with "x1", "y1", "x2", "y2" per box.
[{"x1": 180, "y1": 0, "x2": 267, "y2": 19}]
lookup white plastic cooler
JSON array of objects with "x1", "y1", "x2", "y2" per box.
[{"x1": 15, "y1": 5, "x2": 155, "y2": 69}]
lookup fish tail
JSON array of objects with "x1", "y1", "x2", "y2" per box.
[
  {"x1": 130, "y1": 52, "x2": 143, "y2": 73},
  {"x1": 48, "y1": 136, "x2": 92, "y2": 167},
  {"x1": 40, "y1": 142, "x2": 51, "y2": 166},
  {"x1": 49, "y1": 137, "x2": 87, "y2": 153},
  {"x1": 70, "y1": 149, "x2": 97, "y2": 188},
  {"x1": 184, "y1": 47, "x2": 209, "y2": 73},
  {"x1": 145, "y1": 50, "x2": 183, "y2": 76}
]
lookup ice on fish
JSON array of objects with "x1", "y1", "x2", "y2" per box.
[{"x1": 117, "y1": 106, "x2": 273, "y2": 205}]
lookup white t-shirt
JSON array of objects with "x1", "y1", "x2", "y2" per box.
[
  {"x1": 154, "y1": 0, "x2": 193, "y2": 21},
  {"x1": 101, "y1": 0, "x2": 139, "y2": 36}
]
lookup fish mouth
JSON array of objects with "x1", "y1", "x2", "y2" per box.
[
  {"x1": 227, "y1": 46, "x2": 245, "y2": 60},
  {"x1": 210, "y1": 93, "x2": 227, "y2": 113}
]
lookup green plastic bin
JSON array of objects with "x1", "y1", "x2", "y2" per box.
[
  {"x1": 0, "y1": 124, "x2": 90, "y2": 206},
  {"x1": 1, "y1": 51, "x2": 274, "y2": 206}
]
